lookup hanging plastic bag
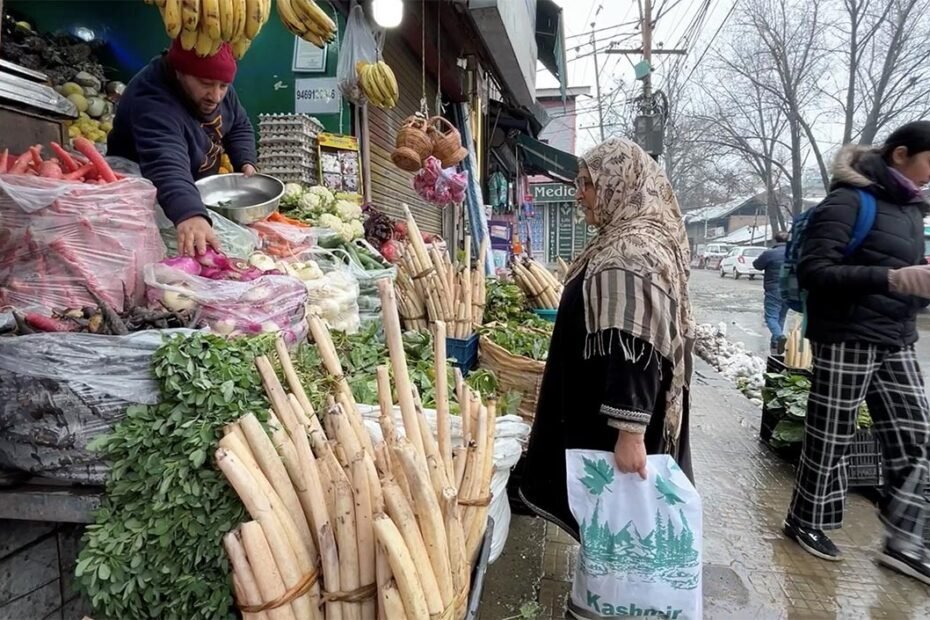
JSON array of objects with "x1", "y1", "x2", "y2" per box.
[
  {"x1": 337, "y1": 4, "x2": 380, "y2": 104},
  {"x1": 566, "y1": 451, "x2": 703, "y2": 620}
]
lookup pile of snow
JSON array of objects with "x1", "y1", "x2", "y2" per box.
[{"x1": 694, "y1": 322, "x2": 765, "y2": 406}]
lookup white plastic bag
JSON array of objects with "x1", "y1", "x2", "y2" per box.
[
  {"x1": 566, "y1": 451, "x2": 702, "y2": 620},
  {"x1": 337, "y1": 4, "x2": 380, "y2": 104}
]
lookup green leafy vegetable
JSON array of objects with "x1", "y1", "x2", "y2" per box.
[
  {"x1": 77, "y1": 333, "x2": 278, "y2": 620},
  {"x1": 481, "y1": 323, "x2": 550, "y2": 361},
  {"x1": 484, "y1": 280, "x2": 551, "y2": 329}
]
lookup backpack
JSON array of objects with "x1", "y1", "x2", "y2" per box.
[{"x1": 780, "y1": 189, "x2": 877, "y2": 313}]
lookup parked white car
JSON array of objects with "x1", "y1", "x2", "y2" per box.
[{"x1": 719, "y1": 246, "x2": 765, "y2": 279}]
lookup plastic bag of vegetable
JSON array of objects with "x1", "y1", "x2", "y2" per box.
[
  {"x1": 0, "y1": 173, "x2": 166, "y2": 314},
  {"x1": 143, "y1": 261, "x2": 309, "y2": 345},
  {"x1": 0, "y1": 330, "x2": 191, "y2": 483},
  {"x1": 156, "y1": 206, "x2": 260, "y2": 259},
  {"x1": 287, "y1": 247, "x2": 362, "y2": 334},
  {"x1": 332, "y1": 238, "x2": 396, "y2": 325},
  {"x1": 250, "y1": 218, "x2": 320, "y2": 258},
  {"x1": 336, "y1": 4, "x2": 380, "y2": 104}
]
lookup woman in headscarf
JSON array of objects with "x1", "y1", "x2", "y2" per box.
[{"x1": 519, "y1": 138, "x2": 695, "y2": 540}]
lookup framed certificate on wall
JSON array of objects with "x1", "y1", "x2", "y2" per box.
[{"x1": 292, "y1": 37, "x2": 328, "y2": 73}]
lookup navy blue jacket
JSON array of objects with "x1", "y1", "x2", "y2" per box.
[
  {"x1": 752, "y1": 243, "x2": 786, "y2": 296},
  {"x1": 107, "y1": 56, "x2": 256, "y2": 225}
]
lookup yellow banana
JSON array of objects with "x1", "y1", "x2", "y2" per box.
[
  {"x1": 162, "y1": 0, "x2": 183, "y2": 38},
  {"x1": 194, "y1": 30, "x2": 215, "y2": 57},
  {"x1": 277, "y1": 0, "x2": 308, "y2": 36},
  {"x1": 218, "y1": 0, "x2": 234, "y2": 40},
  {"x1": 231, "y1": 37, "x2": 252, "y2": 59},
  {"x1": 244, "y1": 0, "x2": 263, "y2": 39},
  {"x1": 154, "y1": 0, "x2": 167, "y2": 7},
  {"x1": 181, "y1": 0, "x2": 200, "y2": 31},
  {"x1": 210, "y1": 37, "x2": 224, "y2": 56},
  {"x1": 261, "y1": 0, "x2": 272, "y2": 26},
  {"x1": 293, "y1": 0, "x2": 336, "y2": 35},
  {"x1": 180, "y1": 26, "x2": 199, "y2": 50},
  {"x1": 303, "y1": 13, "x2": 335, "y2": 41},
  {"x1": 200, "y1": 0, "x2": 221, "y2": 39},
  {"x1": 366, "y1": 65, "x2": 389, "y2": 107},
  {"x1": 377, "y1": 61, "x2": 399, "y2": 106},
  {"x1": 231, "y1": 0, "x2": 247, "y2": 39}
]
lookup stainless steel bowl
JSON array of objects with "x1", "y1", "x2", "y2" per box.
[{"x1": 195, "y1": 173, "x2": 285, "y2": 225}]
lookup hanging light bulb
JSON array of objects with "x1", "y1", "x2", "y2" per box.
[{"x1": 372, "y1": 0, "x2": 404, "y2": 28}]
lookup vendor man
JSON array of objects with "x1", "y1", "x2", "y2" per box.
[{"x1": 108, "y1": 39, "x2": 257, "y2": 256}]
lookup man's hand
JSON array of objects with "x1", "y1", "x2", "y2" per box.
[
  {"x1": 177, "y1": 216, "x2": 220, "y2": 257},
  {"x1": 241, "y1": 164, "x2": 257, "y2": 177},
  {"x1": 614, "y1": 431, "x2": 648, "y2": 480}
]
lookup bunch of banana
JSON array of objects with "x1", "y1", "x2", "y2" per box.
[
  {"x1": 145, "y1": 0, "x2": 271, "y2": 59},
  {"x1": 276, "y1": 0, "x2": 337, "y2": 48},
  {"x1": 356, "y1": 60, "x2": 399, "y2": 109}
]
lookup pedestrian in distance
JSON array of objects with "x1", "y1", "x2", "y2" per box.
[
  {"x1": 753, "y1": 231, "x2": 791, "y2": 354},
  {"x1": 519, "y1": 137, "x2": 696, "y2": 540},
  {"x1": 784, "y1": 120, "x2": 930, "y2": 585}
]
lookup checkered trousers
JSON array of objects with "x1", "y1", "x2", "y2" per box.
[{"x1": 789, "y1": 342, "x2": 930, "y2": 550}]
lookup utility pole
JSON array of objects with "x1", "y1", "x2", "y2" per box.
[
  {"x1": 605, "y1": 0, "x2": 686, "y2": 158},
  {"x1": 590, "y1": 4, "x2": 605, "y2": 141}
]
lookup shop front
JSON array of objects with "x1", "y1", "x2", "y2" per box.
[{"x1": 530, "y1": 181, "x2": 597, "y2": 264}]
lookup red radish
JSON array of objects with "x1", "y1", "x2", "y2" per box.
[
  {"x1": 161, "y1": 256, "x2": 202, "y2": 275},
  {"x1": 195, "y1": 247, "x2": 231, "y2": 270},
  {"x1": 38, "y1": 161, "x2": 63, "y2": 179},
  {"x1": 0, "y1": 149, "x2": 7, "y2": 173},
  {"x1": 49, "y1": 142, "x2": 80, "y2": 173},
  {"x1": 73, "y1": 137, "x2": 117, "y2": 183},
  {"x1": 380, "y1": 239, "x2": 402, "y2": 263},
  {"x1": 63, "y1": 162, "x2": 95, "y2": 181},
  {"x1": 29, "y1": 145, "x2": 43, "y2": 168},
  {"x1": 393, "y1": 221, "x2": 408, "y2": 239},
  {"x1": 24, "y1": 312, "x2": 76, "y2": 332},
  {"x1": 9, "y1": 152, "x2": 31, "y2": 174}
]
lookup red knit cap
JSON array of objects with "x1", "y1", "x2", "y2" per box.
[{"x1": 166, "y1": 39, "x2": 237, "y2": 83}]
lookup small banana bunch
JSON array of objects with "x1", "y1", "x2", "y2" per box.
[
  {"x1": 277, "y1": 0, "x2": 337, "y2": 48},
  {"x1": 357, "y1": 60, "x2": 399, "y2": 109},
  {"x1": 146, "y1": 0, "x2": 271, "y2": 60}
]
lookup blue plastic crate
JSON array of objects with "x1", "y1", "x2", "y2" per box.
[
  {"x1": 533, "y1": 308, "x2": 558, "y2": 323},
  {"x1": 447, "y1": 334, "x2": 479, "y2": 375}
]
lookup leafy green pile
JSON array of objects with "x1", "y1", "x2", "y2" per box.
[
  {"x1": 763, "y1": 372, "x2": 872, "y2": 449},
  {"x1": 77, "y1": 333, "x2": 278, "y2": 620},
  {"x1": 484, "y1": 280, "x2": 552, "y2": 330},
  {"x1": 481, "y1": 323, "x2": 550, "y2": 361}
]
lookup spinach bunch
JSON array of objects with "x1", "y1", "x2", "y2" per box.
[
  {"x1": 76, "y1": 333, "x2": 278, "y2": 620},
  {"x1": 481, "y1": 323, "x2": 550, "y2": 361}
]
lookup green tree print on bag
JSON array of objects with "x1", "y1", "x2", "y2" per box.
[{"x1": 567, "y1": 451, "x2": 703, "y2": 619}]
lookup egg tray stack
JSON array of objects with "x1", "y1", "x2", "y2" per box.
[{"x1": 258, "y1": 113, "x2": 324, "y2": 184}]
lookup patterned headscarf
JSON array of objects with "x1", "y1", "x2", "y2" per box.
[{"x1": 567, "y1": 138, "x2": 695, "y2": 448}]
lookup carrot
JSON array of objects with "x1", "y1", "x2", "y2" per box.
[
  {"x1": 50, "y1": 142, "x2": 80, "y2": 173},
  {"x1": 24, "y1": 313, "x2": 76, "y2": 332},
  {"x1": 38, "y1": 161, "x2": 63, "y2": 179},
  {"x1": 29, "y1": 145, "x2": 43, "y2": 168},
  {"x1": 0, "y1": 149, "x2": 8, "y2": 173},
  {"x1": 73, "y1": 137, "x2": 117, "y2": 183},
  {"x1": 63, "y1": 162, "x2": 95, "y2": 181},
  {"x1": 9, "y1": 152, "x2": 32, "y2": 174},
  {"x1": 268, "y1": 212, "x2": 310, "y2": 228}
]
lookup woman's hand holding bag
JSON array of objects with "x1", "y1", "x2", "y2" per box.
[{"x1": 614, "y1": 431, "x2": 648, "y2": 479}]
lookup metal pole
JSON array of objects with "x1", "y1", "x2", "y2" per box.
[
  {"x1": 591, "y1": 16, "x2": 605, "y2": 142},
  {"x1": 642, "y1": 0, "x2": 653, "y2": 111}
]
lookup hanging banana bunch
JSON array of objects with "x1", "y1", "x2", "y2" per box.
[
  {"x1": 277, "y1": 0, "x2": 337, "y2": 48},
  {"x1": 147, "y1": 0, "x2": 271, "y2": 59},
  {"x1": 356, "y1": 60, "x2": 399, "y2": 109}
]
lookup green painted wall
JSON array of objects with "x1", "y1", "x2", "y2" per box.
[{"x1": 8, "y1": 0, "x2": 351, "y2": 134}]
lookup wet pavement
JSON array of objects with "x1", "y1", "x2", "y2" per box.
[{"x1": 481, "y1": 269, "x2": 930, "y2": 619}]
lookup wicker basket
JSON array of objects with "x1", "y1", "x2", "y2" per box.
[
  {"x1": 392, "y1": 115, "x2": 433, "y2": 172},
  {"x1": 478, "y1": 324, "x2": 548, "y2": 423},
  {"x1": 428, "y1": 116, "x2": 468, "y2": 168}
]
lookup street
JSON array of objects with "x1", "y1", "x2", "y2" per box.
[
  {"x1": 482, "y1": 267, "x2": 930, "y2": 619},
  {"x1": 689, "y1": 267, "x2": 930, "y2": 384}
]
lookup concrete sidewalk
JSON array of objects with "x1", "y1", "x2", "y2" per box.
[{"x1": 482, "y1": 359, "x2": 930, "y2": 619}]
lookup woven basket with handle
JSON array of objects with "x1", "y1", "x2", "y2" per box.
[{"x1": 478, "y1": 322, "x2": 548, "y2": 423}]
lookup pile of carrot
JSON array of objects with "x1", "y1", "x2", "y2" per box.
[
  {"x1": 217, "y1": 281, "x2": 495, "y2": 620},
  {"x1": 0, "y1": 137, "x2": 119, "y2": 184}
]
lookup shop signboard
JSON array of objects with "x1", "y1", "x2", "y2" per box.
[
  {"x1": 294, "y1": 77, "x2": 342, "y2": 115},
  {"x1": 531, "y1": 182, "x2": 575, "y2": 204}
]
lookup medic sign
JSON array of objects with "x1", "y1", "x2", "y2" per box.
[{"x1": 531, "y1": 182, "x2": 575, "y2": 203}]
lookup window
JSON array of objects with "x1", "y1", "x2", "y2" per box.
[{"x1": 744, "y1": 247, "x2": 765, "y2": 257}]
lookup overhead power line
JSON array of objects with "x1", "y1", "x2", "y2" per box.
[
  {"x1": 565, "y1": 19, "x2": 640, "y2": 40},
  {"x1": 680, "y1": 0, "x2": 740, "y2": 85}
]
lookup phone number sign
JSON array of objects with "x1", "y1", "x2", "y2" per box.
[{"x1": 294, "y1": 78, "x2": 341, "y2": 115}]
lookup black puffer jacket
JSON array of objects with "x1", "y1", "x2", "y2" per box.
[{"x1": 800, "y1": 146, "x2": 928, "y2": 346}]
